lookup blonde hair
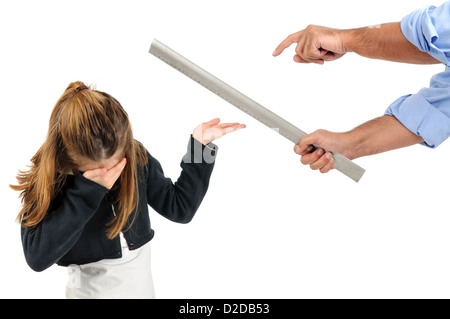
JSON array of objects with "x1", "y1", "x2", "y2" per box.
[{"x1": 11, "y1": 81, "x2": 147, "y2": 239}]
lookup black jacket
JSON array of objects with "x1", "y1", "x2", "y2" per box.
[{"x1": 21, "y1": 136, "x2": 217, "y2": 272}]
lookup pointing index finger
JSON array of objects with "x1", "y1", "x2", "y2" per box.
[{"x1": 273, "y1": 31, "x2": 303, "y2": 57}]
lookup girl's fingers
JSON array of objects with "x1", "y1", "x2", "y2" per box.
[
  {"x1": 193, "y1": 119, "x2": 246, "y2": 145},
  {"x1": 106, "y1": 159, "x2": 126, "y2": 188},
  {"x1": 83, "y1": 167, "x2": 106, "y2": 179},
  {"x1": 110, "y1": 158, "x2": 127, "y2": 173},
  {"x1": 221, "y1": 123, "x2": 246, "y2": 130},
  {"x1": 204, "y1": 118, "x2": 221, "y2": 127},
  {"x1": 83, "y1": 158, "x2": 127, "y2": 190},
  {"x1": 221, "y1": 124, "x2": 246, "y2": 135},
  {"x1": 218, "y1": 122, "x2": 240, "y2": 129},
  {"x1": 107, "y1": 158, "x2": 127, "y2": 179}
]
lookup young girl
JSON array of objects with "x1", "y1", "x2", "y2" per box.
[{"x1": 11, "y1": 81, "x2": 245, "y2": 299}]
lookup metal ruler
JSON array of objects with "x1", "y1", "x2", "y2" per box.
[{"x1": 149, "y1": 39, "x2": 365, "y2": 182}]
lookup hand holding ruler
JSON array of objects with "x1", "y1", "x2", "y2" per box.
[{"x1": 149, "y1": 39, "x2": 365, "y2": 182}]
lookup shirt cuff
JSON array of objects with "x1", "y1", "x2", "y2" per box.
[
  {"x1": 401, "y1": 4, "x2": 450, "y2": 66},
  {"x1": 385, "y1": 93, "x2": 450, "y2": 148}
]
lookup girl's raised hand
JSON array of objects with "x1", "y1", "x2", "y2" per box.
[
  {"x1": 193, "y1": 118, "x2": 246, "y2": 145},
  {"x1": 83, "y1": 158, "x2": 127, "y2": 190}
]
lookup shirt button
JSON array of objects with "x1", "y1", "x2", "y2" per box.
[{"x1": 129, "y1": 243, "x2": 134, "y2": 249}]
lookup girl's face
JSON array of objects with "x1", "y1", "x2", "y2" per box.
[{"x1": 75, "y1": 148, "x2": 125, "y2": 173}]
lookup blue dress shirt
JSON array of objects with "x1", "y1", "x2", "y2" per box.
[{"x1": 385, "y1": 1, "x2": 450, "y2": 148}]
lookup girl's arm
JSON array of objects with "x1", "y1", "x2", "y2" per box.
[
  {"x1": 21, "y1": 175, "x2": 108, "y2": 272},
  {"x1": 146, "y1": 135, "x2": 217, "y2": 223},
  {"x1": 146, "y1": 118, "x2": 245, "y2": 223}
]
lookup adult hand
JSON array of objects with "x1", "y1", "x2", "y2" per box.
[
  {"x1": 83, "y1": 158, "x2": 127, "y2": 189},
  {"x1": 294, "y1": 116, "x2": 426, "y2": 174},
  {"x1": 273, "y1": 25, "x2": 348, "y2": 64},
  {"x1": 294, "y1": 129, "x2": 353, "y2": 173},
  {"x1": 193, "y1": 118, "x2": 246, "y2": 145}
]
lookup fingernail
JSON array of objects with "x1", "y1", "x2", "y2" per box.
[
  {"x1": 326, "y1": 153, "x2": 332, "y2": 160},
  {"x1": 317, "y1": 149, "x2": 324, "y2": 156},
  {"x1": 306, "y1": 146, "x2": 313, "y2": 152}
]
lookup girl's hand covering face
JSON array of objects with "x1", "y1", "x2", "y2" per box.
[
  {"x1": 193, "y1": 118, "x2": 246, "y2": 145},
  {"x1": 83, "y1": 158, "x2": 127, "y2": 189}
]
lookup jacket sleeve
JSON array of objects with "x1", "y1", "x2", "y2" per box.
[
  {"x1": 146, "y1": 135, "x2": 217, "y2": 223},
  {"x1": 21, "y1": 174, "x2": 108, "y2": 272}
]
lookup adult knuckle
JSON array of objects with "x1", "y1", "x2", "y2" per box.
[
  {"x1": 315, "y1": 129, "x2": 325, "y2": 135},
  {"x1": 305, "y1": 52, "x2": 316, "y2": 60}
]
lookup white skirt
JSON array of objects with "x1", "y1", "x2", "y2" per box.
[{"x1": 66, "y1": 233, "x2": 156, "y2": 299}]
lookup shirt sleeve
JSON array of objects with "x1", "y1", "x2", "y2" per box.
[
  {"x1": 385, "y1": 67, "x2": 450, "y2": 148},
  {"x1": 384, "y1": 1, "x2": 450, "y2": 148},
  {"x1": 400, "y1": 1, "x2": 450, "y2": 66}
]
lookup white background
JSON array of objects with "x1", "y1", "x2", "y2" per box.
[{"x1": 1, "y1": 0, "x2": 449, "y2": 299}]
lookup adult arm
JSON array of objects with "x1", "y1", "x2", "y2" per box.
[
  {"x1": 285, "y1": 3, "x2": 450, "y2": 172},
  {"x1": 294, "y1": 115, "x2": 424, "y2": 173},
  {"x1": 297, "y1": 64, "x2": 450, "y2": 173},
  {"x1": 345, "y1": 22, "x2": 440, "y2": 64},
  {"x1": 273, "y1": 1, "x2": 450, "y2": 66},
  {"x1": 273, "y1": 23, "x2": 440, "y2": 65}
]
